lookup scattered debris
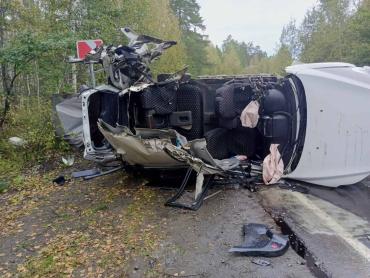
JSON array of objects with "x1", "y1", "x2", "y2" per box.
[
  {"x1": 203, "y1": 190, "x2": 222, "y2": 201},
  {"x1": 52, "y1": 94, "x2": 84, "y2": 148},
  {"x1": 148, "y1": 258, "x2": 157, "y2": 268},
  {"x1": 72, "y1": 169, "x2": 100, "y2": 178},
  {"x1": 52, "y1": 176, "x2": 68, "y2": 186},
  {"x1": 8, "y1": 137, "x2": 26, "y2": 147},
  {"x1": 62, "y1": 155, "x2": 75, "y2": 166},
  {"x1": 164, "y1": 140, "x2": 256, "y2": 210},
  {"x1": 229, "y1": 223, "x2": 289, "y2": 257},
  {"x1": 83, "y1": 166, "x2": 123, "y2": 180},
  {"x1": 251, "y1": 258, "x2": 271, "y2": 266}
]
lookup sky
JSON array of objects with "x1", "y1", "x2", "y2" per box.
[{"x1": 197, "y1": 0, "x2": 318, "y2": 55}]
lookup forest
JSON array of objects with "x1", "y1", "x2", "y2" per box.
[{"x1": 0, "y1": 0, "x2": 369, "y2": 181}]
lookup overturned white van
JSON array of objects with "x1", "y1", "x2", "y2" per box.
[{"x1": 57, "y1": 29, "x2": 370, "y2": 191}]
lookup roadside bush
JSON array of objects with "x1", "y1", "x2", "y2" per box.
[{"x1": 0, "y1": 98, "x2": 69, "y2": 183}]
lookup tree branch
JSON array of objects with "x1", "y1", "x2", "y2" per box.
[{"x1": 9, "y1": 65, "x2": 21, "y2": 90}]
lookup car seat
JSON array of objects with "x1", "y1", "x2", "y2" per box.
[
  {"x1": 174, "y1": 83, "x2": 204, "y2": 140},
  {"x1": 206, "y1": 82, "x2": 257, "y2": 159},
  {"x1": 139, "y1": 83, "x2": 204, "y2": 141}
]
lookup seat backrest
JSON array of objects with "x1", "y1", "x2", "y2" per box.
[
  {"x1": 215, "y1": 83, "x2": 253, "y2": 129},
  {"x1": 258, "y1": 115, "x2": 290, "y2": 141},
  {"x1": 257, "y1": 87, "x2": 292, "y2": 157},
  {"x1": 174, "y1": 84, "x2": 204, "y2": 140}
]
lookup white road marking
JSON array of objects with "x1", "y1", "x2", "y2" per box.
[{"x1": 292, "y1": 192, "x2": 370, "y2": 262}]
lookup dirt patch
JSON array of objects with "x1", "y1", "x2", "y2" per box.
[{"x1": 0, "y1": 159, "x2": 165, "y2": 278}]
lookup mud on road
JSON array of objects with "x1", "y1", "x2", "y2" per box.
[{"x1": 0, "y1": 159, "x2": 313, "y2": 278}]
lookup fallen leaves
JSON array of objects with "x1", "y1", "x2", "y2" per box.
[
  {"x1": 9, "y1": 175, "x2": 164, "y2": 277},
  {"x1": 0, "y1": 173, "x2": 58, "y2": 237}
]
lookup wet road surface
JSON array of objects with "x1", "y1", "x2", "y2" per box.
[{"x1": 259, "y1": 177, "x2": 370, "y2": 278}]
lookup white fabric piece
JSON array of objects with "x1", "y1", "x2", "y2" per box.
[
  {"x1": 262, "y1": 144, "x2": 284, "y2": 185},
  {"x1": 240, "y1": 100, "x2": 260, "y2": 128},
  {"x1": 235, "y1": 155, "x2": 248, "y2": 161}
]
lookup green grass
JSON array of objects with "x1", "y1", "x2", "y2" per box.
[
  {"x1": 0, "y1": 100, "x2": 70, "y2": 192},
  {"x1": 22, "y1": 255, "x2": 55, "y2": 278},
  {"x1": 0, "y1": 180, "x2": 10, "y2": 193},
  {"x1": 92, "y1": 203, "x2": 109, "y2": 212}
]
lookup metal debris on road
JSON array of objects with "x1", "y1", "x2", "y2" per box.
[{"x1": 251, "y1": 258, "x2": 271, "y2": 266}]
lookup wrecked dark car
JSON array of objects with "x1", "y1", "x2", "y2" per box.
[{"x1": 55, "y1": 28, "x2": 370, "y2": 209}]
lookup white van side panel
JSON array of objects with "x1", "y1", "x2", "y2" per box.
[{"x1": 286, "y1": 64, "x2": 370, "y2": 187}]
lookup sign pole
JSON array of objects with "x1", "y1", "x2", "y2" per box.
[
  {"x1": 88, "y1": 63, "x2": 96, "y2": 88},
  {"x1": 74, "y1": 39, "x2": 103, "y2": 88}
]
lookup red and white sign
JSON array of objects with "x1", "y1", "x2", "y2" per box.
[{"x1": 76, "y1": 39, "x2": 103, "y2": 59}]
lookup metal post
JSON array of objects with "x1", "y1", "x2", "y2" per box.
[
  {"x1": 88, "y1": 63, "x2": 96, "y2": 88},
  {"x1": 72, "y1": 63, "x2": 77, "y2": 93}
]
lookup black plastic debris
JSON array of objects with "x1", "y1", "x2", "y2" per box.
[
  {"x1": 52, "y1": 176, "x2": 67, "y2": 186},
  {"x1": 72, "y1": 169, "x2": 100, "y2": 178},
  {"x1": 83, "y1": 166, "x2": 123, "y2": 180},
  {"x1": 229, "y1": 223, "x2": 289, "y2": 257}
]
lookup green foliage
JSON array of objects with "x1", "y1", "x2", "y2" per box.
[
  {"x1": 0, "y1": 180, "x2": 10, "y2": 193},
  {"x1": 143, "y1": 0, "x2": 187, "y2": 75},
  {"x1": 220, "y1": 45, "x2": 244, "y2": 74},
  {"x1": 280, "y1": 19, "x2": 300, "y2": 60},
  {"x1": 0, "y1": 99, "x2": 69, "y2": 182},
  {"x1": 170, "y1": 0, "x2": 208, "y2": 75},
  {"x1": 244, "y1": 45, "x2": 293, "y2": 76},
  {"x1": 0, "y1": 33, "x2": 72, "y2": 67},
  {"x1": 181, "y1": 31, "x2": 209, "y2": 76},
  {"x1": 222, "y1": 36, "x2": 267, "y2": 68},
  {"x1": 202, "y1": 44, "x2": 223, "y2": 75},
  {"x1": 201, "y1": 36, "x2": 269, "y2": 76},
  {"x1": 281, "y1": 0, "x2": 370, "y2": 64},
  {"x1": 171, "y1": 0, "x2": 205, "y2": 30},
  {"x1": 8, "y1": 106, "x2": 54, "y2": 156},
  {"x1": 345, "y1": 0, "x2": 370, "y2": 65},
  {"x1": 0, "y1": 139, "x2": 23, "y2": 180}
]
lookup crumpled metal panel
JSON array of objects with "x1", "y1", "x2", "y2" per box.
[
  {"x1": 98, "y1": 121, "x2": 185, "y2": 168},
  {"x1": 53, "y1": 94, "x2": 83, "y2": 148}
]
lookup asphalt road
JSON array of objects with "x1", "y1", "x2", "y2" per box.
[
  {"x1": 259, "y1": 177, "x2": 370, "y2": 278},
  {"x1": 150, "y1": 188, "x2": 314, "y2": 278}
]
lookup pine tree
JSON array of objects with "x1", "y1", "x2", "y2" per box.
[{"x1": 170, "y1": 0, "x2": 208, "y2": 75}]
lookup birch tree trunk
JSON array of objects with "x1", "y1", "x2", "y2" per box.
[
  {"x1": 35, "y1": 60, "x2": 40, "y2": 108},
  {"x1": 26, "y1": 74, "x2": 31, "y2": 111}
]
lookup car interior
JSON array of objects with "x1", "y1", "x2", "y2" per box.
[{"x1": 87, "y1": 75, "x2": 300, "y2": 168}]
